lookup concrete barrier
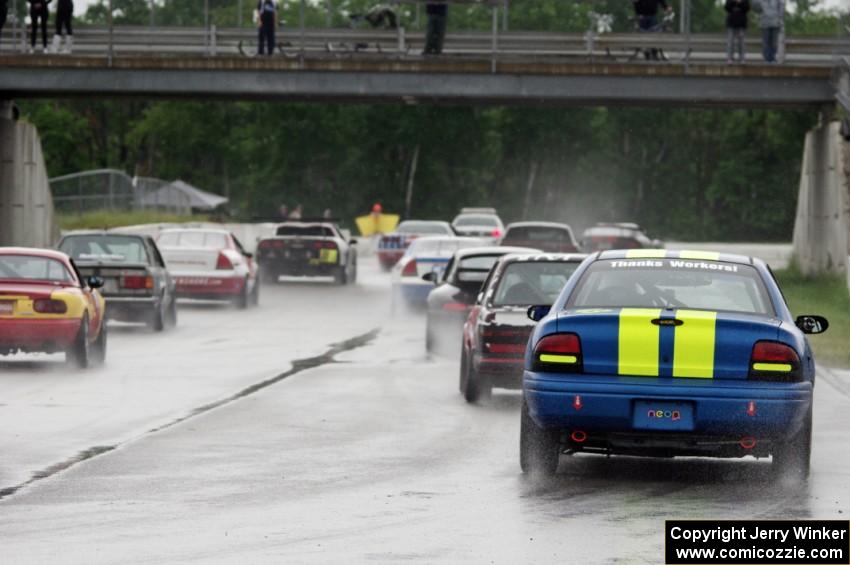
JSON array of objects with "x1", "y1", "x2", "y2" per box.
[
  {"x1": 0, "y1": 111, "x2": 60, "y2": 248},
  {"x1": 792, "y1": 120, "x2": 849, "y2": 282}
]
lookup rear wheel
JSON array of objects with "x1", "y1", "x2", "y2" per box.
[
  {"x1": 66, "y1": 316, "x2": 90, "y2": 369},
  {"x1": 92, "y1": 319, "x2": 107, "y2": 365},
  {"x1": 520, "y1": 398, "x2": 560, "y2": 476},
  {"x1": 425, "y1": 317, "x2": 435, "y2": 353},
  {"x1": 349, "y1": 259, "x2": 358, "y2": 284},
  {"x1": 250, "y1": 278, "x2": 260, "y2": 306},
  {"x1": 461, "y1": 353, "x2": 490, "y2": 403},
  {"x1": 236, "y1": 279, "x2": 250, "y2": 309},
  {"x1": 773, "y1": 405, "x2": 812, "y2": 481},
  {"x1": 166, "y1": 296, "x2": 178, "y2": 328},
  {"x1": 334, "y1": 266, "x2": 348, "y2": 286},
  {"x1": 150, "y1": 300, "x2": 165, "y2": 332}
]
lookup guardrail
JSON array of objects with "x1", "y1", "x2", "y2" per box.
[{"x1": 1, "y1": 26, "x2": 848, "y2": 66}]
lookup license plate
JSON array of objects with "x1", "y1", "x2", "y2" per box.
[
  {"x1": 633, "y1": 400, "x2": 694, "y2": 431},
  {"x1": 177, "y1": 277, "x2": 209, "y2": 285},
  {"x1": 0, "y1": 301, "x2": 13, "y2": 314}
]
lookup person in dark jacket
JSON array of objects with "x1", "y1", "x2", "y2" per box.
[
  {"x1": 27, "y1": 0, "x2": 51, "y2": 53},
  {"x1": 423, "y1": 2, "x2": 447, "y2": 55},
  {"x1": 632, "y1": 0, "x2": 671, "y2": 61},
  {"x1": 724, "y1": 0, "x2": 750, "y2": 64},
  {"x1": 52, "y1": 0, "x2": 73, "y2": 53},
  {"x1": 0, "y1": 0, "x2": 8, "y2": 47},
  {"x1": 256, "y1": 0, "x2": 276, "y2": 56}
]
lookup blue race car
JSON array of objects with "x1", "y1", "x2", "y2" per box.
[{"x1": 521, "y1": 250, "x2": 828, "y2": 479}]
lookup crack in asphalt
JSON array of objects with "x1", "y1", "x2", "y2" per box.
[{"x1": 0, "y1": 328, "x2": 380, "y2": 501}]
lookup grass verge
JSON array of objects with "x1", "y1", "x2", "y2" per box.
[
  {"x1": 774, "y1": 268, "x2": 850, "y2": 369},
  {"x1": 58, "y1": 211, "x2": 209, "y2": 231}
]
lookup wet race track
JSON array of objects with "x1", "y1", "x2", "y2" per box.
[{"x1": 1, "y1": 257, "x2": 850, "y2": 564}]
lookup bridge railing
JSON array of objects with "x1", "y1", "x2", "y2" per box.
[{"x1": 2, "y1": 25, "x2": 847, "y2": 65}]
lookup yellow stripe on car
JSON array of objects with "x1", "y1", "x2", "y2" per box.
[
  {"x1": 539, "y1": 354, "x2": 578, "y2": 364},
  {"x1": 618, "y1": 308, "x2": 661, "y2": 376},
  {"x1": 672, "y1": 310, "x2": 717, "y2": 379},
  {"x1": 753, "y1": 362, "x2": 793, "y2": 372},
  {"x1": 624, "y1": 249, "x2": 666, "y2": 259},
  {"x1": 678, "y1": 250, "x2": 721, "y2": 261}
]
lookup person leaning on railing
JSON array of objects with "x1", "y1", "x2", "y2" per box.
[
  {"x1": 632, "y1": 0, "x2": 671, "y2": 61},
  {"x1": 724, "y1": 0, "x2": 750, "y2": 64},
  {"x1": 255, "y1": 0, "x2": 276, "y2": 56},
  {"x1": 423, "y1": 2, "x2": 447, "y2": 56},
  {"x1": 753, "y1": 0, "x2": 783, "y2": 62}
]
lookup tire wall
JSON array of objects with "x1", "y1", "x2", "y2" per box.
[{"x1": 0, "y1": 113, "x2": 60, "y2": 247}]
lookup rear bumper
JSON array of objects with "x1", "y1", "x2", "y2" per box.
[
  {"x1": 377, "y1": 250, "x2": 404, "y2": 268},
  {"x1": 103, "y1": 295, "x2": 158, "y2": 321},
  {"x1": 396, "y1": 283, "x2": 432, "y2": 306},
  {"x1": 0, "y1": 318, "x2": 80, "y2": 351},
  {"x1": 524, "y1": 373, "x2": 812, "y2": 446},
  {"x1": 474, "y1": 353, "x2": 524, "y2": 388},
  {"x1": 173, "y1": 274, "x2": 245, "y2": 297},
  {"x1": 259, "y1": 259, "x2": 339, "y2": 277}
]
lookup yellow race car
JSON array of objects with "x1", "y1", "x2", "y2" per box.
[{"x1": 0, "y1": 247, "x2": 107, "y2": 368}]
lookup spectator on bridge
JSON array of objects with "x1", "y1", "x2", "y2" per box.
[
  {"x1": 0, "y1": 0, "x2": 7, "y2": 47},
  {"x1": 27, "y1": 0, "x2": 51, "y2": 53},
  {"x1": 724, "y1": 0, "x2": 750, "y2": 64},
  {"x1": 256, "y1": 0, "x2": 276, "y2": 56},
  {"x1": 753, "y1": 0, "x2": 783, "y2": 62},
  {"x1": 632, "y1": 0, "x2": 672, "y2": 61},
  {"x1": 51, "y1": 0, "x2": 73, "y2": 53},
  {"x1": 423, "y1": 2, "x2": 447, "y2": 56},
  {"x1": 289, "y1": 204, "x2": 303, "y2": 220}
]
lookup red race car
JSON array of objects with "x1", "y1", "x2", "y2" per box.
[{"x1": 0, "y1": 247, "x2": 107, "y2": 368}]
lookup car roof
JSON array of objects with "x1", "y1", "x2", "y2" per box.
[
  {"x1": 0, "y1": 247, "x2": 72, "y2": 261},
  {"x1": 159, "y1": 228, "x2": 230, "y2": 235},
  {"x1": 505, "y1": 221, "x2": 573, "y2": 230},
  {"x1": 499, "y1": 252, "x2": 588, "y2": 265},
  {"x1": 453, "y1": 246, "x2": 540, "y2": 258},
  {"x1": 596, "y1": 249, "x2": 754, "y2": 265},
  {"x1": 62, "y1": 230, "x2": 147, "y2": 239}
]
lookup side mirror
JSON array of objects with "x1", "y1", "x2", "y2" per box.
[
  {"x1": 243, "y1": 252, "x2": 254, "y2": 259},
  {"x1": 87, "y1": 275, "x2": 105, "y2": 289},
  {"x1": 527, "y1": 305, "x2": 551, "y2": 322},
  {"x1": 421, "y1": 272, "x2": 437, "y2": 283},
  {"x1": 795, "y1": 315, "x2": 829, "y2": 335},
  {"x1": 349, "y1": 239, "x2": 358, "y2": 245}
]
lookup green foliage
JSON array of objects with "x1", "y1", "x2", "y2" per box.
[{"x1": 58, "y1": 210, "x2": 207, "y2": 230}]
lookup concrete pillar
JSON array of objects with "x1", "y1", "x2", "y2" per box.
[
  {"x1": 791, "y1": 120, "x2": 850, "y2": 280},
  {"x1": 0, "y1": 109, "x2": 60, "y2": 248}
]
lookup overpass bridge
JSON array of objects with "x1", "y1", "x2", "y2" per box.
[{"x1": 0, "y1": 26, "x2": 848, "y2": 108}]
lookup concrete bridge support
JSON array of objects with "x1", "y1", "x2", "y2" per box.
[
  {"x1": 0, "y1": 102, "x2": 60, "y2": 247},
  {"x1": 791, "y1": 119, "x2": 850, "y2": 285}
]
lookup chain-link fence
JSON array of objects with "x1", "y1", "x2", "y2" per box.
[{"x1": 49, "y1": 169, "x2": 194, "y2": 215}]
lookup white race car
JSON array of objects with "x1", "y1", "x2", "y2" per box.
[{"x1": 156, "y1": 228, "x2": 260, "y2": 308}]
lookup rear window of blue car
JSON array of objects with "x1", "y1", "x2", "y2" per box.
[{"x1": 567, "y1": 259, "x2": 774, "y2": 315}]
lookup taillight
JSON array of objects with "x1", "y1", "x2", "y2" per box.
[
  {"x1": 122, "y1": 275, "x2": 153, "y2": 289},
  {"x1": 491, "y1": 229, "x2": 502, "y2": 238},
  {"x1": 749, "y1": 341, "x2": 801, "y2": 382},
  {"x1": 33, "y1": 299, "x2": 68, "y2": 314},
  {"x1": 402, "y1": 260, "x2": 418, "y2": 277},
  {"x1": 258, "y1": 240, "x2": 283, "y2": 249},
  {"x1": 313, "y1": 241, "x2": 337, "y2": 249},
  {"x1": 442, "y1": 302, "x2": 468, "y2": 312},
  {"x1": 216, "y1": 252, "x2": 234, "y2": 270},
  {"x1": 533, "y1": 333, "x2": 582, "y2": 371}
]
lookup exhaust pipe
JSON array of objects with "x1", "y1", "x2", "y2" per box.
[
  {"x1": 739, "y1": 436, "x2": 757, "y2": 450},
  {"x1": 570, "y1": 430, "x2": 587, "y2": 443}
]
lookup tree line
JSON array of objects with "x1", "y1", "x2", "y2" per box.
[{"x1": 15, "y1": 0, "x2": 848, "y2": 241}]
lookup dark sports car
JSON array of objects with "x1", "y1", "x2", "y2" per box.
[{"x1": 459, "y1": 253, "x2": 585, "y2": 403}]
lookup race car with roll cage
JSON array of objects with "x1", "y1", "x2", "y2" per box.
[
  {"x1": 156, "y1": 228, "x2": 259, "y2": 309},
  {"x1": 500, "y1": 222, "x2": 580, "y2": 253},
  {"x1": 424, "y1": 246, "x2": 541, "y2": 355},
  {"x1": 459, "y1": 253, "x2": 585, "y2": 402},
  {"x1": 520, "y1": 249, "x2": 828, "y2": 480},
  {"x1": 256, "y1": 220, "x2": 357, "y2": 285},
  {"x1": 0, "y1": 247, "x2": 107, "y2": 368},
  {"x1": 377, "y1": 220, "x2": 454, "y2": 271},
  {"x1": 580, "y1": 222, "x2": 663, "y2": 252},
  {"x1": 58, "y1": 230, "x2": 178, "y2": 330}
]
